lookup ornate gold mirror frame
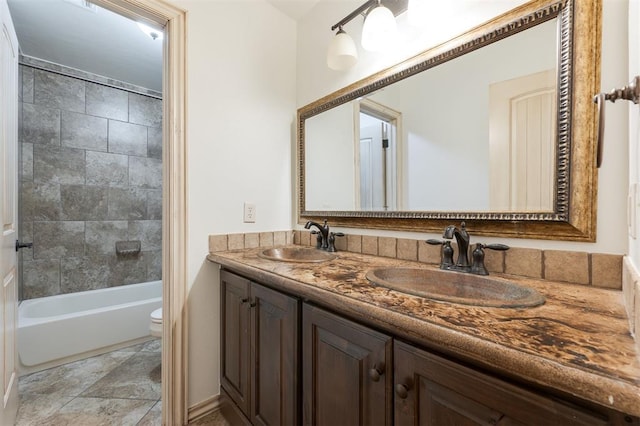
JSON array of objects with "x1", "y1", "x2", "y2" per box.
[{"x1": 297, "y1": 0, "x2": 601, "y2": 241}]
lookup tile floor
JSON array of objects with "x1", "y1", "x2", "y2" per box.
[
  {"x1": 14, "y1": 339, "x2": 234, "y2": 426},
  {"x1": 15, "y1": 339, "x2": 162, "y2": 426}
]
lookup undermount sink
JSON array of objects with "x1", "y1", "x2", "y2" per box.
[
  {"x1": 365, "y1": 267, "x2": 545, "y2": 308},
  {"x1": 258, "y1": 247, "x2": 337, "y2": 263}
]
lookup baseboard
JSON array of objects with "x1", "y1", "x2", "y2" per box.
[{"x1": 188, "y1": 394, "x2": 223, "y2": 423}]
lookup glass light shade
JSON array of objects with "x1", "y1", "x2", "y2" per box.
[
  {"x1": 327, "y1": 29, "x2": 358, "y2": 70},
  {"x1": 361, "y1": 5, "x2": 397, "y2": 52}
]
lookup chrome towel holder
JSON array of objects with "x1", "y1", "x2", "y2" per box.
[{"x1": 593, "y1": 75, "x2": 640, "y2": 168}]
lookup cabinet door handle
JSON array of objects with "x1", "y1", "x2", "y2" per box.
[
  {"x1": 249, "y1": 301, "x2": 257, "y2": 308},
  {"x1": 395, "y1": 383, "x2": 410, "y2": 399},
  {"x1": 369, "y1": 363, "x2": 384, "y2": 382},
  {"x1": 241, "y1": 298, "x2": 249, "y2": 303}
]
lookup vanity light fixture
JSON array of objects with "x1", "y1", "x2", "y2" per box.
[
  {"x1": 361, "y1": 0, "x2": 398, "y2": 52},
  {"x1": 327, "y1": 0, "x2": 408, "y2": 70},
  {"x1": 327, "y1": 27, "x2": 359, "y2": 70}
]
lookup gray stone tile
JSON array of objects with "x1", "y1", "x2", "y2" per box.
[
  {"x1": 129, "y1": 156, "x2": 161, "y2": 189},
  {"x1": 109, "y1": 253, "x2": 147, "y2": 286},
  {"x1": 86, "y1": 82, "x2": 128, "y2": 121},
  {"x1": 136, "y1": 400, "x2": 162, "y2": 426},
  {"x1": 21, "y1": 182, "x2": 62, "y2": 221},
  {"x1": 85, "y1": 221, "x2": 129, "y2": 256},
  {"x1": 22, "y1": 142, "x2": 33, "y2": 181},
  {"x1": 19, "y1": 350, "x2": 133, "y2": 398},
  {"x1": 129, "y1": 220, "x2": 162, "y2": 251},
  {"x1": 22, "y1": 103, "x2": 61, "y2": 145},
  {"x1": 107, "y1": 187, "x2": 147, "y2": 220},
  {"x1": 22, "y1": 259, "x2": 60, "y2": 299},
  {"x1": 38, "y1": 396, "x2": 155, "y2": 425},
  {"x1": 139, "y1": 338, "x2": 161, "y2": 353},
  {"x1": 18, "y1": 221, "x2": 34, "y2": 261},
  {"x1": 21, "y1": 65, "x2": 34, "y2": 104},
  {"x1": 146, "y1": 189, "x2": 162, "y2": 220},
  {"x1": 129, "y1": 93, "x2": 162, "y2": 127},
  {"x1": 33, "y1": 144, "x2": 85, "y2": 185},
  {"x1": 146, "y1": 249, "x2": 162, "y2": 281},
  {"x1": 147, "y1": 126, "x2": 162, "y2": 159},
  {"x1": 15, "y1": 392, "x2": 74, "y2": 425},
  {"x1": 108, "y1": 119, "x2": 147, "y2": 156},
  {"x1": 33, "y1": 69, "x2": 85, "y2": 113},
  {"x1": 60, "y1": 185, "x2": 108, "y2": 220},
  {"x1": 33, "y1": 221, "x2": 85, "y2": 259},
  {"x1": 86, "y1": 151, "x2": 128, "y2": 187},
  {"x1": 82, "y1": 351, "x2": 161, "y2": 400},
  {"x1": 61, "y1": 110, "x2": 108, "y2": 151},
  {"x1": 61, "y1": 256, "x2": 111, "y2": 293}
]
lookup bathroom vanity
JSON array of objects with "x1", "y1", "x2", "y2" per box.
[{"x1": 209, "y1": 247, "x2": 640, "y2": 426}]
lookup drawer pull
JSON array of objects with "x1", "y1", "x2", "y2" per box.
[
  {"x1": 395, "y1": 383, "x2": 410, "y2": 399},
  {"x1": 369, "y1": 363, "x2": 384, "y2": 382}
]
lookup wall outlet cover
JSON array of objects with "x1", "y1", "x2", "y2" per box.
[{"x1": 244, "y1": 203, "x2": 256, "y2": 223}]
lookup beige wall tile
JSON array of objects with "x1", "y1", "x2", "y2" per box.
[
  {"x1": 228, "y1": 233, "x2": 245, "y2": 250},
  {"x1": 505, "y1": 248, "x2": 542, "y2": 278},
  {"x1": 418, "y1": 241, "x2": 441, "y2": 265},
  {"x1": 273, "y1": 231, "x2": 287, "y2": 246},
  {"x1": 334, "y1": 234, "x2": 347, "y2": 251},
  {"x1": 397, "y1": 238, "x2": 417, "y2": 261},
  {"x1": 378, "y1": 237, "x2": 397, "y2": 258},
  {"x1": 299, "y1": 230, "x2": 311, "y2": 247},
  {"x1": 347, "y1": 234, "x2": 362, "y2": 253},
  {"x1": 483, "y1": 248, "x2": 504, "y2": 273},
  {"x1": 208, "y1": 234, "x2": 227, "y2": 252},
  {"x1": 259, "y1": 232, "x2": 274, "y2": 247},
  {"x1": 591, "y1": 254, "x2": 622, "y2": 289},
  {"x1": 244, "y1": 232, "x2": 260, "y2": 248},
  {"x1": 293, "y1": 230, "x2": 300, "y2": 245},
  {"x1": 544, "y1": 250, "x2": 589, "y2": 285},
  {"x1": 286, "y1": 230, "x2": 293, "y2": 244},
  {"x1": 362, "y1": 236, "x2": 378, "y2": 255}
]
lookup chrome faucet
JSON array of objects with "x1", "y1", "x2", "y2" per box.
[
  {"x1": 443, "y1": 222, "x2": 470, "y2": 271},
  {"x1": 305, "y1": 220, "x2": 330, "y2": 250}
]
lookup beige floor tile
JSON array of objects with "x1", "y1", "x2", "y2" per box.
[{"x1": 38, "y1": 397, "x2": 155, "y2": 426}]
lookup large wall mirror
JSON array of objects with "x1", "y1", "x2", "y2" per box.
[{"x1": 297, "y1": 0, "x2": 601, "y2": 241}]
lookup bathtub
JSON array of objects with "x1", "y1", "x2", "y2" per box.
[{"x1": 18, "y1": 280, "x2": 161, "y2": 373}]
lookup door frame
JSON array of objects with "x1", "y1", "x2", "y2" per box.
[{"x1": 90, "y1": 0, "x2": 188, "y2": 424}]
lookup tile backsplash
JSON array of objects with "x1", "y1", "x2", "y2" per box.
[{"x1": 208, "y1": 230, "x2": 623, "y2": 291}]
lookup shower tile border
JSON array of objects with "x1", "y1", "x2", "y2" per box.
[{"x1": 20, "y1": 55, "x2": 162, "y2": 100}]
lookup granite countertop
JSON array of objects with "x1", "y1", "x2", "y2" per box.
[{"x1": 207, "y1": 246, "x2": 640, "y2": 417}]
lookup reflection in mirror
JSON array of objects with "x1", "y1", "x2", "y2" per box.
[
  {"x1": 299, "y1": 0, "x2": 601, "y2": 241},
  {"x1": 305, "y1": 18, "x2": 557, "y2": 213}
]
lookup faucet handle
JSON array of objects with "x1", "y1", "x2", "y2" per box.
[
  {"x1": 310, "y1": 230, "x2": 323, "y2": 249},
  {"x1": 327, "y1": 232, "x2": 344, "y2": 252},
  {"x1": 425, "y1": 239, "x2": 454, "y2": 270},
  {"x1": 470, "y1": 243, "x2": 509, "y2": 275}
]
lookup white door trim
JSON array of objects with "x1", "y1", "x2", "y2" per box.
[{"x1": 90, "y1": 1, "x2": 188, "y2": 424}]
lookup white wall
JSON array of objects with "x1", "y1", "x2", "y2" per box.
[
  {"x1": 296, "y1": 0, "x2": 629, "y2": 254},
  {"x1": 169, "y1": 0, "x2": 297, "y2": 407},
  {"x1": 628, "y1": 0, "x2": 640, "y2": 267}
]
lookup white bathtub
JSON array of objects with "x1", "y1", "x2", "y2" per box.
[{"x1": 18, "y1": 280, "x2": 161, "y2": 373}]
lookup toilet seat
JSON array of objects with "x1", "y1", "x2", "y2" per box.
[{"x1": 150, "y1": 308, "x2": 162, "y2": 338}]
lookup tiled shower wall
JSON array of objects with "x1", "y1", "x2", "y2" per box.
[{"x1": 19, "y1": 64, "x2": 162, "y2": 300}]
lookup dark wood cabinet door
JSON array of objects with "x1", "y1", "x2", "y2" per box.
[
  {"x1": 250, "y1": 282, "x2": 299, "y2": 426},
  {"x1": 220, "y1": 270, "x2": 251, "y2": 417},
  {"x1": 303, "y1": 304, "x2": 393, "y2": 426},
  {"x1": 394, "y1": 341, "x2": 611, "y2": 426}
]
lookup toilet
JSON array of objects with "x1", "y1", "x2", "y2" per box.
[{"x1": 150, "y1": 308, "x2": 162, "y2": 338}]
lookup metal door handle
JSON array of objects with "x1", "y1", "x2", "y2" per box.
[{"x1": 15, "y1": 240, "x2": 33, "y2": 252}]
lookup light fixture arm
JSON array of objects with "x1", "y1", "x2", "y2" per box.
[{"x1": 331, "y1": 0, "x2": 377, "y2": 31}]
